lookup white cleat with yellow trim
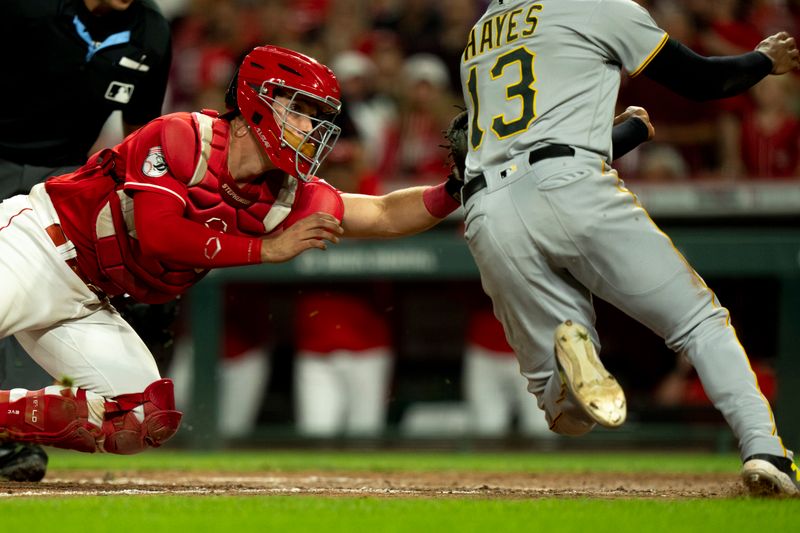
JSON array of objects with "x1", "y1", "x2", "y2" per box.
[
  {"x1": 742, "y1": 454, "x2": 800, "y2": 497},
  {"x1": 554, "y1": 320, "x2": 626, "y2": 428}
]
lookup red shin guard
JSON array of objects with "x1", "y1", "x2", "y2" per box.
[
  {"x1": 0, "y1": 387, "x2": 101, "y2": 452},
  {"x1": 0, "y1": 379, "x2": 182, "y2": 454}
]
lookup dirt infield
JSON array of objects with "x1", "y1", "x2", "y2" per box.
[{"x1": 0, "y1": 470, "x2": 747, "y2": 499}]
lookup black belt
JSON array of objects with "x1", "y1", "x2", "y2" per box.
[{"x1": 461, "y1": 144, "x2": 576, "y2": 205}]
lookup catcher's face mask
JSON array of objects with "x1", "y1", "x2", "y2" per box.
[{"x1": 227, "y1": 45, "x2": 342, "y2": 181}]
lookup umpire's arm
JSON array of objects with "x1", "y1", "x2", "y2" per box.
[{"x1": 641, "y1": 32, "x2": 800, "y2": 100}]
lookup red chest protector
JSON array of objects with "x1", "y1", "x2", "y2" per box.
[
  {"x1": 177, "y1": 112, "x2": 300, "y2": 237},
  {"x1": 92, "y1": 111, "x2": 302, "y2": 303}
]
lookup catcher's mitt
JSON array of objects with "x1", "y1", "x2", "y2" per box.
[{"x1": 442, "y1": 109, "x2": 469, "y2": 202}]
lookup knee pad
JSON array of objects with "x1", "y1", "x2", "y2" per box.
[{"x1": 102, "y1": 379, "x2": 183, "y2": 455}]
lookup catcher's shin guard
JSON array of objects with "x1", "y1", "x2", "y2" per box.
[
  {"x1": 0, "y1": 379, "x2": 182, "y2": 454},
  {"x1": 0, "y1": 386, "x2": 103, "y2": 452}
]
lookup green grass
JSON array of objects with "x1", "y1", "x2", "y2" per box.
[
  {"x1": 0, "y1": 495, "x2": 798, "y2": 532},
  {"x1": 46, "y1": 448, "x2": 743, "y2": 473},
  {"x1": 2, "y1": 450, "x2": 797, "y2": 533}
]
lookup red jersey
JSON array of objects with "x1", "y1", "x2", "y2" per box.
[
  {"x1": 46, "y1": 110, "x2": 342, "y2": 303},
  {"x1": 740, "y1": 114, "x2": 800, "y2": 179},
  {"x1": 294, "y1": 291, "x2": 391, "y2": 353},
  {"x1": 467, "y1": 308, "x2": 514, "y2": 354}
]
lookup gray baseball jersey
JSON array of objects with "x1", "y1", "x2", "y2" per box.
[
  {"x1": 459, "y1": 0, "x2": 789, "y2": 460},
  {"x1": 462, "y1": 0, "x2": 666, "y2": 176}
]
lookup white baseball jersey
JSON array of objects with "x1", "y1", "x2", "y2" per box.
[{"x1": 462, "y1": 0, "x2": 666, "y2": 175}]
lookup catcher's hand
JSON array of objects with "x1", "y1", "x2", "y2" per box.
[{"x1": 442, "y1": 109, "x2": 469, "y2": 202}]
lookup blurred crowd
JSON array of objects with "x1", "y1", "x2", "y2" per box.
[
  {"x1": 619, "y1": 0, "x2": 800, "y2": 181},
  {"x1": 157, "y1": 0, "x2": 800, "y2": 186},
  {"x1": 162, "y1": 0, "x2": 477, "y2": 194},
  {"x1": 149, "y1": 0, "x2": 792, "y2": 439}
]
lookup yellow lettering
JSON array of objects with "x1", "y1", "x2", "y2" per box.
[
  {"x1": 464, "y1": 27, "x2": 477, "y2": 61},
  {"x1": 522, "y1": 4, "x2": 543, "y2": 37},
  {"x1": 506, "y1": 8, "x2": 523, "y2": 43},
  {"x1": 467, "y1": 3, "x2": 544, "y2": 61},
  {"x1": 479, "y1": 19, "x2": 494, "y2": 54},
  {"x1": 494, "y1": 13, "x2": 509, "y2": 47}
]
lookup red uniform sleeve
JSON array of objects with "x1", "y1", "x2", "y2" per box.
[{"x1": 133, "y1": 190, "x2": 262, "y2": 268}]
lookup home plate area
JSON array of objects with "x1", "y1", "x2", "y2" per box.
[{"x1": 0, "y1": 470, "x2": 745, "y2": 499}]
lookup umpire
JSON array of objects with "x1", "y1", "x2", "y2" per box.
[{"x1": 0, "y1": 0, "x2": 171, "y2": 482}]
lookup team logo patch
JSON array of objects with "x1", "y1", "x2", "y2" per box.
[
  {"x1": 142, "y1": 147, "x2": 169, "y2": 177},
  {"x1": 105, "y1": 81, "x2": 135, "y2": 104}
]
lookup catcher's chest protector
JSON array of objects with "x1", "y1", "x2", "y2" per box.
[
  {"x1": 179, "y1": 112, "x2": 299, "y2": 236},
  {"x1": 92, "y1": 111, "x2": 300, "y2": 302}
]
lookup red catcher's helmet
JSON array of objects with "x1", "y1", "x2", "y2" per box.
[{"x1": 226, "y1": 45, "x2": 342, "y2": 181}]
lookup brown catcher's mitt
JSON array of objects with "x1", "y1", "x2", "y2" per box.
[
  {"x1": 442, "y1": 109, "x2": 469, "y2": 202},
  {"x1": 443, "y1": 109, "x2": 468, "y2": 182}
]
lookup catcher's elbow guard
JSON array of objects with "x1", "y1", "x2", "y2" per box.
[{"x1": 280, "y1": 179, "x2": 345, "y2": 229}]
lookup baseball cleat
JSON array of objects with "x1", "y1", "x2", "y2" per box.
[
  {"x1": 554, "y1": 320, "x2": 626, "y2": 428},
  {"x1": 0, "y1": 442, "x2": 48, "y2": 482},
  {"x1": 741, "y1": 454, "x2": 800, "y2": 497}
]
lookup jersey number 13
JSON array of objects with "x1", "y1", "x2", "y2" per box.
[{"x1": 466, "y1": 46, "x2": 537, "y2": 149}]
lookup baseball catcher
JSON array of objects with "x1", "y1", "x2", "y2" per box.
[{"x1": 0, "y1": 45, "x2": 462, "y2": 456}]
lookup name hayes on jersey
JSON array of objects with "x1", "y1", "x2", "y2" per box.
[{"x1": 463, "y1": 3, "x2": 543, "y2": 62}]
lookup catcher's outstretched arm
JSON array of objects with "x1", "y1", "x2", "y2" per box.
[
  {"x1": 340, "y1": 187, "x2": 451, "y2": 239},
  {"x1": 339, "y1": 110, "x2": 466, "y2": 238}
]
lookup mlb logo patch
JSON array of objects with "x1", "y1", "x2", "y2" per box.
[
  {"x1": 105, "y1": 81, "x2": 134, "y2": 104},
  {"x1": 142, "y1": 147, "x2": 168, "y2": 177}
]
